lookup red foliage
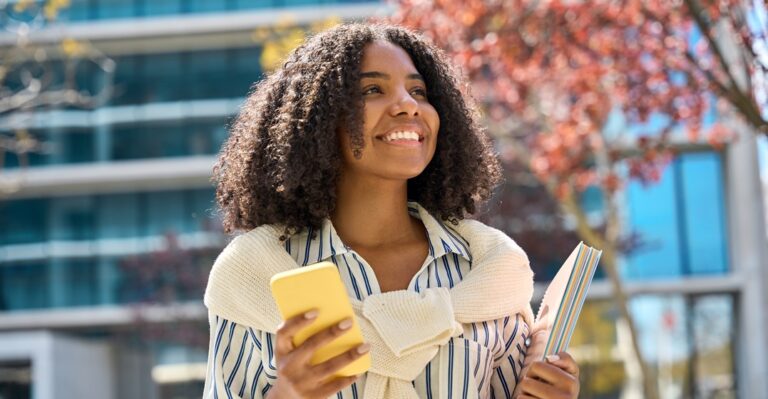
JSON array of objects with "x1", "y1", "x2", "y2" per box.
[{"x1": 386, "y1": 0, "x2": 765, "y2": 194}]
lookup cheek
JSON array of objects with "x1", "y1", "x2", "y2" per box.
[
  {"x1": 362, "y1": 103, "x2": 383, "y2": 140},
  {"x1": 424, "y1": 104, "x2": 440, "y2": 134},
  {"x1": 425, "y1": 105, "x2": 440, "y2": 140}
]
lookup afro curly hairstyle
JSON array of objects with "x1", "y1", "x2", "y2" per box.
[{"x1": 213, "y1": 23, "x2": 501, "y2": 237}]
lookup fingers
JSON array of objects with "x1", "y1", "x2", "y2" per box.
[
  {"x1": 546, "y1": 352, "x2": 579, "y2": 377},
  {"x1": 310, "y1": 343, "x2": 371, "y2": 380},
  {"x1": 524, "y1": 330, "x2": 548, "y2": 365},
  {"x1": 315, "y1": 375, "x2": 361, "y2": 398},
  {"x1": 275, "y1": 309, "x2": 319, "y2": 357},
  {"x1": 521, "y1": 329, "x2": 548, "y2": 372},
  {"x1": 292, "y1": 318, "x2": 356, "y2": 363},
  {"x1": 525, "y1": 359, "x2": 579, "y2": 396},
  {"x1": 518, "y1": 375, "x2": 569, "y2": 399}
]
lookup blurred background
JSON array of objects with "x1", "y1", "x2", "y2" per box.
[{"x1": 0, "y1": 0, "x2": 766, "y2": 398}]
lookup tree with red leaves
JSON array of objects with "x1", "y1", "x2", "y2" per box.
[{"x1": 388, "y1": 1, "x2": 767, "y2": 398}]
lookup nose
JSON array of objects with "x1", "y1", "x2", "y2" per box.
[{"x1": 388, "y1": 89, "x2": 419, "y2": 117}]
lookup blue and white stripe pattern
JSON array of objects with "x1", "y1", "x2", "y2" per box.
[{"x1": 206, "y1": 202, "x2": 530, "y2": 398}]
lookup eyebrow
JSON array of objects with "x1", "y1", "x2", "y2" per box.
[{"x1": 360, "y1": 71, "x2": 424, "y2": 82}]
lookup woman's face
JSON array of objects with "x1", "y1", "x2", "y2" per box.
[{"x1": 338, "y1": 40, "x2": 440, "y2": 183}]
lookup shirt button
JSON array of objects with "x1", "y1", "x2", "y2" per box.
[{"x1": 525, "y1": 337, "x2": 532, "y2": 347}]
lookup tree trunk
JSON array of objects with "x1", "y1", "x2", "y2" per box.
[{"x1": 559, "y1": 190, "x2": 660, "y2": 399}]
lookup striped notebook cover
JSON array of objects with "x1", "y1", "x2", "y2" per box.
[{"x1": 536, "y1": 242, "x2": 602, "y2": 358}]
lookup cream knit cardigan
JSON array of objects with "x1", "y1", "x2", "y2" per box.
[{"x1": 204, "y1": 218, "x2": 535, "y2": 399}]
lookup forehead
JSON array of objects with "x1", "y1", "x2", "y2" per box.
[{"x1": 359, "y1": 40, "x2": 418, "y2": 73}]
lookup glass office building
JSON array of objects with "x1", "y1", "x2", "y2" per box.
[{"x1": 1, "y1": 1, "x2": 767, "y2": 398}]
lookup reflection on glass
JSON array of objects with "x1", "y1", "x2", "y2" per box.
[
  {"x1": 680, "y1": 153, "x2": 728, "y2": 274},
  {"x1": 58, "y1": 259, "x2": 99, "y2": 307},
  {"x1": 98, "y1": 193, "x2": 140, "y2": 239},
  {"x1": 692, "y1": 295, "x2": 736, "y2": 398},
  {"x1": 49, "y1": 196, "x2": 95, "y2": 241},
  {"x1": 144, "y1": 0, "x2": 183, "y2": 16},
  {"x1": 569, "y1": 294, "x2": 736, "y2": 398},
  {"x1": 0, "y1": 189, "x2": 220, "y2": 311},
  {"x1": 63, "y1": 0, "x2": 92, "y2": 21},
  {"x1": 145, "y1": 191, "x2": 187, "y2": 236},
  {"x1": 142, "y1": 53, "x2": 184, "y2": 103},
  {"x1": 95, "y1": 0, "x2": 136, "y2": 19},
  {"x1": 0, "y1": 199, "x2": 48, "y2": 244},
  {"x1": 0, "y1": 360, "x2": 32, "y2": 399},
  {"x1": 625, "y1": 152, "x2": 728, "y2": 279},
  {"x1": 0, "y1": 263, "x2": 50, "y2": 311},
  {"x1": 187, "y1": 0, "x2": 228, "y2": 13}
]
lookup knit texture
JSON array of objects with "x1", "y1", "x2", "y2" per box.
[{"x1": 204, "y1": 218, "x2": 534, "y2": 399}]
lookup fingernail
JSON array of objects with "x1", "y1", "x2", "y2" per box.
[
  {"x1": 304, "y1": 310, "x2": 319, "y2": 319},
  {"x1": 356, "y1": 343, "x2": 370, "y2": 354},
  {"x1": 546, "y1": 355, "x2": 560, "y2": 363},
  {"x1": 338, "y1": 319, "x2": 353, "y2": 330}
]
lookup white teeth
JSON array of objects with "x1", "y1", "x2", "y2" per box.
[{"x1": 383, "y1": 131, "x2": 420, "y2": 142}]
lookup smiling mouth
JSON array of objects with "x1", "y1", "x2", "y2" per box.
[{"x1": 376, "y1": 130, "x2": 424, "y2": 144}]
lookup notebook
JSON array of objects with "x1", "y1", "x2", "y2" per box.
[{"x1": 535, "y1": 242, "x2": 602, "y2": 358}]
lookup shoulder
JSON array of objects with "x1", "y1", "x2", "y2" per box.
[
  {"x1": 210, "y1": 224, "x2": 288, "y2": 275},
  {"x1": 222, "y1": 224, "x2": 285, "y2": 253},
  {"x1": 451, "y1": 218, "x2": 528, "y2": 262}
]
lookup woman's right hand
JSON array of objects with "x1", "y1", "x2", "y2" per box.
[{"x1": 267, "y1": 310, "x2": 370, "y2": 399}]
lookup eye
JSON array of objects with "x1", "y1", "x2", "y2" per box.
[
  {"x1": 410, "y1": 87, "x2": 428, "y2": 97},
  {"x1": 362, "y1": 85, "x2": 382, "y2": 95}
]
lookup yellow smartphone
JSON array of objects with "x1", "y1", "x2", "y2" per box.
[{"x1": 269, "y1": 261, "x2": 371, "y2": 377}]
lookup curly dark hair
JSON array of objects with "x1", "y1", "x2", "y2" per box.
[{"x1": 213, "y1": 23, "x2": 501, "y2": 237}]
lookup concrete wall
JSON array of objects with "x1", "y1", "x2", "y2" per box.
[{"x1": 0, "y1": 331, "x2": 114, "y2": 399}]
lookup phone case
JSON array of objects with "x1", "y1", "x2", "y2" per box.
[{"x1": 269, "y1": 261, "x2": 371, "y2": 376}]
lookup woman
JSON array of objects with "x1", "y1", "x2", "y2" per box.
[{"x1": 204, "y1": 23, "x2": 579, "y2": 398}]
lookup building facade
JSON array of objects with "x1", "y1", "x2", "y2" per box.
[{"x1": 0, "y1": 1, "x2": 766, "y2": 398}]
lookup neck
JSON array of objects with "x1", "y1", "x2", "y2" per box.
[{"x1": 331, "y1": 173, "x2": 419, "y2": 249}]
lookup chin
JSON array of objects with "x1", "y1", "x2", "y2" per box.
[{"x1": 391, "y1": 168, "x2": 429, "y2": 180}]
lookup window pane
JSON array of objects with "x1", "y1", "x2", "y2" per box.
[
  {"x1": 186, "y1": 188, "x2": 217, "y2": 232},
  {"x1": 232, "y1": 46, "x2": 262, "y2": 96},
  {"x1": 0, "y1": 360, "x2": 32, "y2": 398},
  {"x1": 0, "y1": 262, "x2": 50, "y2": 310},
  {"x1": 0, "y1": 199, "x2": 48, "y2": 244},
  {"x1": 569, "y1": 294, "x2": 737, "y2": 397},
  {"x1": 97, "y1": 193, "x2": 140, "y2": 238},
  {"x1": 111, "y1": 123, "x2": 186, "y2": 160},
  {"x1": 59, "y1": 259, "x2": 100, "y2": 307},
  {"x1": 680, "y1": 153, "x2": 728, "y2": 274},
  {"x1": 234, "y1": 0, "x2": 275, "y2": 10},
  {"x1": 142, "y1": 53, "x2": 183, "y2": 103},
  {"x1": 285, "y1": 0, "x2": 323, "y2": 5},
  {"x1": 95, "y1": 0, "x2": 136, "y2": 19},
  {"x1": 63, "y1": 0, "x2": 93, "y2": 21},
  {"x1": 1, "y1": 130, "x2": 48, "y2": 169},
  {"x1": 692, "y1": 295, "x2": 736, "y2": 397},
  {"x1": 50, "y1": 128, "x2": 95, "y2": 164},
  {"x1": 185, "y1": 50, "x2": 230, "y2": 99},
  {"x1": 145, "y1": 191, "x2": 186, "y2": 236},
  {"x1": 49, "y1": 196, "x2": 95, "y2": 241},
  {"x1": 625, "y1": 164, "x2": 683, "y2": 278},
  {"x1": 187, "y1": 0, "x2": 228, "y2": 13},
  {"x1": 75, "y1": 59, "x2": 100, "y2": 96},
  {"x1": 112, "y1": 55, "x2": 142, "y2": 105},
  {"x1": 144, "y1": 0, "x2": 182, "y2": 16}
]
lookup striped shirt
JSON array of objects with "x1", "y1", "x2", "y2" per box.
[{"x1": 206, "y1": 202, "x2": 530, "y2": 398}]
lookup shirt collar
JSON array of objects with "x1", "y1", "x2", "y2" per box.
[
  {"x1": 310, "y1": 202, "x2": 472, "y2": 264},
  {"x1": 408, "y1": 201, "x2": 472, "y2": 262}
]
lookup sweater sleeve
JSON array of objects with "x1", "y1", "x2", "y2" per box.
[
  {"x1": 488, "y1": 314, "x2": 530, "y2": 398},
  {"x1": 203, "y1": 312, "x2": 274, "y2": 399}
]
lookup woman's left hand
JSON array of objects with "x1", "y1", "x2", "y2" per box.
[{"x1": 516, "y1": 352, "x2": 580, "y2": 399}]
